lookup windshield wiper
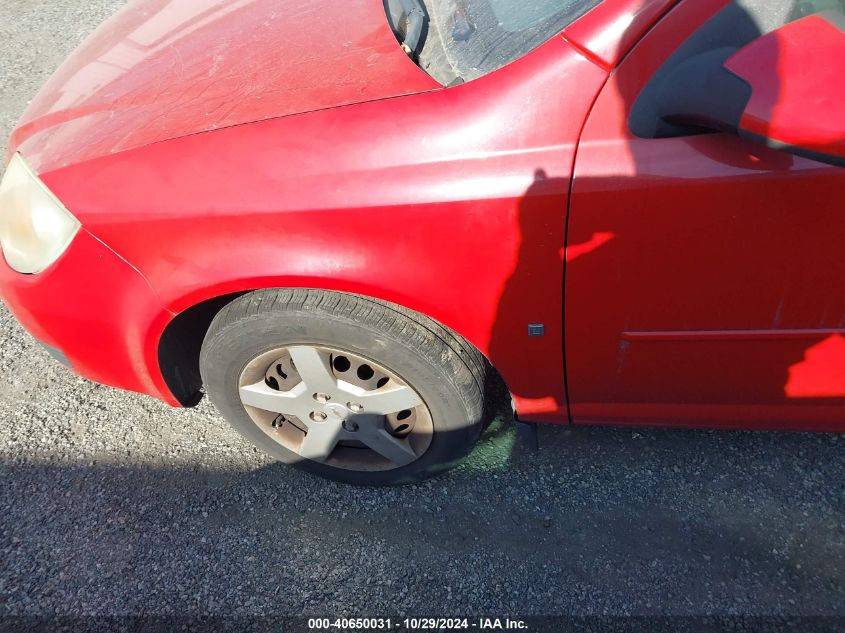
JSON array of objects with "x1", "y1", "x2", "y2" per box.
[{"x1": 397, "y1": 0, "x2": 427, "y2": 57}]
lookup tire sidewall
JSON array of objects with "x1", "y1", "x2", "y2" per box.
[{"x1": 201, "y1": 304, "x2": 482, "y2": 485}]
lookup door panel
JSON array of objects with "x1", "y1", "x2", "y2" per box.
[{"x1": 566, "y1": 0, "x2": 845, "y2": 430}]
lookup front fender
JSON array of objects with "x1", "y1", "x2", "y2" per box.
[{"x1": 39, "y1": 40, "x2": 605, "y2": 422}]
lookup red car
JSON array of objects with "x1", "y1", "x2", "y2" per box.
[{"x1": 1, "y1": 0, "x2": 843, "y2": 484}]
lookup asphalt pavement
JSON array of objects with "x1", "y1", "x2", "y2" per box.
[{"x1": 0, "y1": 0, "x2": 843, "y2": 621}]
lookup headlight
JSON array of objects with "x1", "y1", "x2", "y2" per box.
[{"x1": 0, "y1": 153, "x2": 80, "y2": 274}]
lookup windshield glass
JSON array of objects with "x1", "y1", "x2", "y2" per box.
[{"x1": 385, "y1": 0, "x2": 603, "y2": 84}]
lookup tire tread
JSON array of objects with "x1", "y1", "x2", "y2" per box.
[{"x1": 201, "y1": 288, "x2": 502, "y2": 484}]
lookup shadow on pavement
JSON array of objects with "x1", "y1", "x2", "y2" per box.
[{"x1": 1, "y1": 423, "x2": 842, "y2": 616}]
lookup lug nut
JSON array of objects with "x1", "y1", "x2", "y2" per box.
[
  {"x1": 343, "y1": 420, "x2": 359, "y2": 432},
  {"x1": 313, "y1": 392, "x2": 331, "y2": 403},
  {"x1": 310, "y1": 411, "x2": 328, "y2": 422},
  {"x1": 348, "y1": 403, "x2": 364, "y2": 413}
]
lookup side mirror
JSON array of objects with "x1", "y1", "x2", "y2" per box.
[{"x1": 655, "y1": 13, "x2": 845, "y2": 167}]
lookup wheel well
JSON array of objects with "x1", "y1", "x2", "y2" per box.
[
  {"x1": 157, "y1": 292, "x2": 246, "y2": 406},
  {"x1": 157, "y1": 289, "x2": 512, "y2": 419}
]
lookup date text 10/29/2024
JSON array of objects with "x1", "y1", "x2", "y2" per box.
[{"x1": 308, "y1": 618, "x2": 529, "y2": 630}]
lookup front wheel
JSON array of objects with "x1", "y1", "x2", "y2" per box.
[{"x1": 199, "y1": 289, "x2": 492, "y2": 485}]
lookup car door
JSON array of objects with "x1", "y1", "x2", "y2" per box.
[{"x1": 565, "y1": 0, "x2": 845, "y2": 430}]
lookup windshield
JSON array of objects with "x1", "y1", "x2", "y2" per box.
[{"x1": 385, "y1": 0, "x2": 603, "y2": 84}]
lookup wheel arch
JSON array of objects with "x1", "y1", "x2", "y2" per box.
[{"x1": 155, "y1": 282, "x2": 512, "y2": 417}]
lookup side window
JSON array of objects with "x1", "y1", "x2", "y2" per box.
[{"x1": 630, "y1": 0, "x2": 845, "y2": 139}]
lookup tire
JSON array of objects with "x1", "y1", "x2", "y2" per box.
[{"x1": 199, "y1": 289, "x2": 493, "y2": 485}]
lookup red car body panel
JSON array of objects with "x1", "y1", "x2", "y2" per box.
[
  {"x1": 566, "y1": 0, "x2": 845, "y2": 431},
  {"x1": 31, "y1": 36, "x2": 607, "y2": 422},
  {"x1": 563, "y1": 0, "x2": 679, "y2": 68},
  {"x1": 9, "y1": 0, "x2": 439, "y2": 172},
  {"x1": 2, "y1": 0, "x2": 843, "y2": 432},
  {"x1": 0, "y1": 229, "x2": 172, "y2": 402}
]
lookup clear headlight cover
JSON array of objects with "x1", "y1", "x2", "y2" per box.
[{"x1": 0, "y1": 154, "x2": 80, "y2": 274}]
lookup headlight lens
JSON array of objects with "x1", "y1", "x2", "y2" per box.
[{"x1": 0, "y1": 153, "x2": 80, "y2": 274}]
